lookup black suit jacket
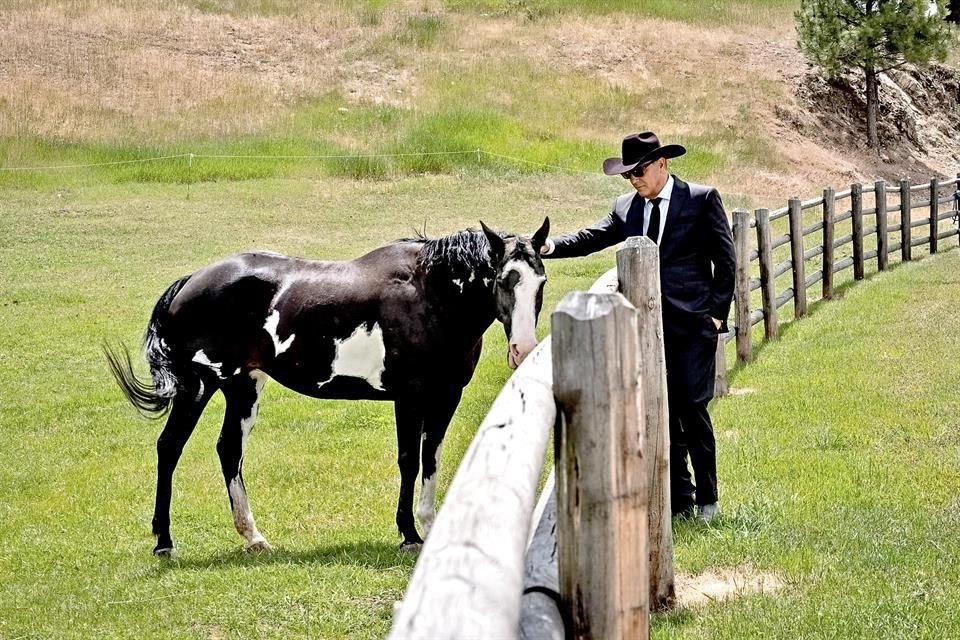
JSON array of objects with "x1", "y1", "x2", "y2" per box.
[{"x1": 546, "y1": 177, "x2": 736, "y2": 339}]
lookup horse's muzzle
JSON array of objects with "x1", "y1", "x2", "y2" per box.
[{"x1": 508, "y1": 341, "x2": 536, "y2": 369}]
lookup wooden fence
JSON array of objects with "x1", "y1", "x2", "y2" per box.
[
  {"x1": 389, "y1": 172, "x2": 960, "y2": 639},
  {"x1": 718, "y1": 173, "x2": 960, "y2": 385}
]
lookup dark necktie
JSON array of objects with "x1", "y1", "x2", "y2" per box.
[{"x1": 646, "y1": 197, "x2": 662, "y2": 243}]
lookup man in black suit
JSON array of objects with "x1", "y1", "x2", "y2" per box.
[{"x1": 541, "y1": 132, "x2": 735, "y2": 521}]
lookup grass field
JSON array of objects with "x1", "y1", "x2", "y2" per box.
[
  {"x1": 3, "y1": 0, "x2": 960, "y2": 637},
  {"x1": 1, "y1": 172, "x2": 959, "y2": 638}
]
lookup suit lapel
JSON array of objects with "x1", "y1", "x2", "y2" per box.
[{"x1": 659, "y1": 176, "x2": 689, "y2": 256}]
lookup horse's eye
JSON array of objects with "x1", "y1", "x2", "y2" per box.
[{"x1": 499, "y1": 270, "x2": 520, "y2": 290}]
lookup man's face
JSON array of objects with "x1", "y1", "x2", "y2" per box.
[{"x1": 624, "y1": 158, "x2": 667, "y2": 198}]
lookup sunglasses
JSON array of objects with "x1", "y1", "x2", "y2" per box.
[{"x1": 621, "y1": 160, "x2": 656, "y2": 179}]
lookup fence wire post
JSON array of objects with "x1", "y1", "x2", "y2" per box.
[{"x1": 187, "y1": 153, "x2": 194, "y2": 200}]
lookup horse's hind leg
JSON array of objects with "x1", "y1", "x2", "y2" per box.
[
  {"x1": 394, "y1": 397, "x2": 425, "y2": 551},
  {"x1": 153, "y1": 376, "x2": 217, "y2": 556},
  {"x1": 217, "y1": 370, "x2": 270, "y2": 552}
]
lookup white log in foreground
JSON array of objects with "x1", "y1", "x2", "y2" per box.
[{"x1": 388, "y1": 338, "x2": 557, "y2": 640}]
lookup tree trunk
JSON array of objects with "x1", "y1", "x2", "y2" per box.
[{"x1": 865, "y1": 65, "x2": 879, "y2": 149}]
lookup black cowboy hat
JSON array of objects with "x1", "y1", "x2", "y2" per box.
[{"x1": 602, "y1": 131, "x2": 686, "y2": 176}]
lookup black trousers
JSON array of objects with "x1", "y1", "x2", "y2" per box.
[{"x1": 664, "y1": 330, "x2": 719, "y2": 511}]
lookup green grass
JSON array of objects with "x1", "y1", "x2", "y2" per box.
[
  {"x1": 0, "y1": 175, "x2": 614, "y2": 639},
  {"x1": 1, "y1": 173, "x2": 959, "y2": 638},
  {"x1": 659, "y1": 248, "x2": 960, "y2": 638},
  {"x1": 0, "y1": 101, "x2": 731, "y2": 189}
]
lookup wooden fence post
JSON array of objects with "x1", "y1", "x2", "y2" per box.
[
  {"x1": 930, "y1": 177, "x2": 939, "y2": 254},
  {"x1": 788, "y1": 197, "x2": 807, "y2": 318},
  {"x1": 876, "y1": 180, "x2": 888, "y2": 271},
  {"x1": 755, "y1": 208, "x2": 778, "y2": 339},
  {"x1": 822, "y1": 187, "x2": 835, "y2": 299},
  {"x1": 615, "y1": 237, "x2": 674, "y2": 612},
  {"x1": 732, "y1": 209, "x2": 752, "y2": 362},
  {"x1": 714, "y1": 339, "x2": 729, "y2": 398},
  {"x1": 900, "y1": 179, "x2": 912, "y2": 262},
  {"x1": 553, "y1": 292, "x2": 649, "y2": 640},
  {"x1": 852, "y1": 183, "x2": 865, "y2": 280}
]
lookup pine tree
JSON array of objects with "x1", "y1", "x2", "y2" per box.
[{"x1": 796, "y1": 0, "x2": 952, "y2": 148}]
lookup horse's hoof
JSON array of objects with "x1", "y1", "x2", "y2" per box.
[
  {"x1": 399, "y1": 541, "x2": 422, "y2": 554},
  {"x1": 245, "y1": 539, "x2": 272, "y2": 553},
  {"x1": 153, "y1": 546, "x2": 175, "y2": 558}
]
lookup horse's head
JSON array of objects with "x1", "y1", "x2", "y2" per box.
[{"x1": 481, "y1": 217, "x2": 550, "y2": 369}]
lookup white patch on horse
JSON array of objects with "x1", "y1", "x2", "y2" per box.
[
  {"x1": 317, "y1": 323, "x2": 387, "y2": 390},
  {"x1": 192, "y1": 350, "x2": 224, "y2": 378},
  {"x1": 505, "y1": 260, "x2": 544, "y2": 352},
  {"x1": 416, "y1": 438, "x2": 444, "y2": 537},
  {"x1": 468, "y1": 271, "x2": 476, "y2": 282},
  {"x1": 228, "y1": 477, "x2": 268, "y2": 549},
  {"x1": 452, "y1": 278, "x2": 464, "y2": 293},
  {"x1": 269, "y1": 277, "x2": 295, "y2": 309},
  {"x1": 231, "y1": 370, "x2": 269, "y2": 549},
  {"x1": 241, "y1": 370, "x2": 268, "y2": 452},
  {"x1": 263, "y1": 309, "x2": 295, "y2": 356}
]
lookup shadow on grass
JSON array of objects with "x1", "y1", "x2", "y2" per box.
[{"x1": 156, "y1": 540, "x2": 417, "y2": 572}]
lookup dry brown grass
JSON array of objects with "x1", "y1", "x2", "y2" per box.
[
  {"x1": 676, "y1": 567, "x2": 784, "y2": 608},
  {"x1": 1, "y1": 2, "x2": 953, "y2": 204},
  {"x1": 0, "y1": 3, "x2": 423, "y2": 141}
]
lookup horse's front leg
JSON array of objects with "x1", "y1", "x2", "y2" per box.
[
  {"x1": 417, "y1": 385, "x2": 463, "y2": 539},
  {"x1": 217, "y1": 371, "x2": 271, "y2": 552},
  {"x1": 394, "y1": 397, "x2": 425, "y2": 551}
]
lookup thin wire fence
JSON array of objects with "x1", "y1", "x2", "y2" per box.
[{"x1": 0, "y1": 149, "x2": 596, "y2": 175}]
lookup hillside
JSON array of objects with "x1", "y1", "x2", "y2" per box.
[{"x1": 2, "y1": 1, "x2": 957, "y2": 206}]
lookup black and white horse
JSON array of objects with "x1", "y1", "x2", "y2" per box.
[{"x1": 105, "y1": 218, "x2": 550, "y2": 554}]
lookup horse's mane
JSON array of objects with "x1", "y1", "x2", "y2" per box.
[{"x1": 395, "y1": 228, "x2": 514, "y2": 279}]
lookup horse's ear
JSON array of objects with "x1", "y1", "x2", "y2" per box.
[
  {"x1": 480, "y1": 221, "x2": 505, "y2": 261},
  {"x1": 531, "y1": 216, "x2": 550, "y2": 254}
]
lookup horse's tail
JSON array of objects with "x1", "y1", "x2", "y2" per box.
[{"x1": 104, "y1": 275, "x2": 191, "y2": 418}]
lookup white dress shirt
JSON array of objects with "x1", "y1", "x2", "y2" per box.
[{"x1": 642, "y1": 175, "x2": 675, "y2": 244}]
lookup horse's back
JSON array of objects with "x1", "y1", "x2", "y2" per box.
[{"x1": 156, "y1": 246, "x2": 427, "y2": 395}]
